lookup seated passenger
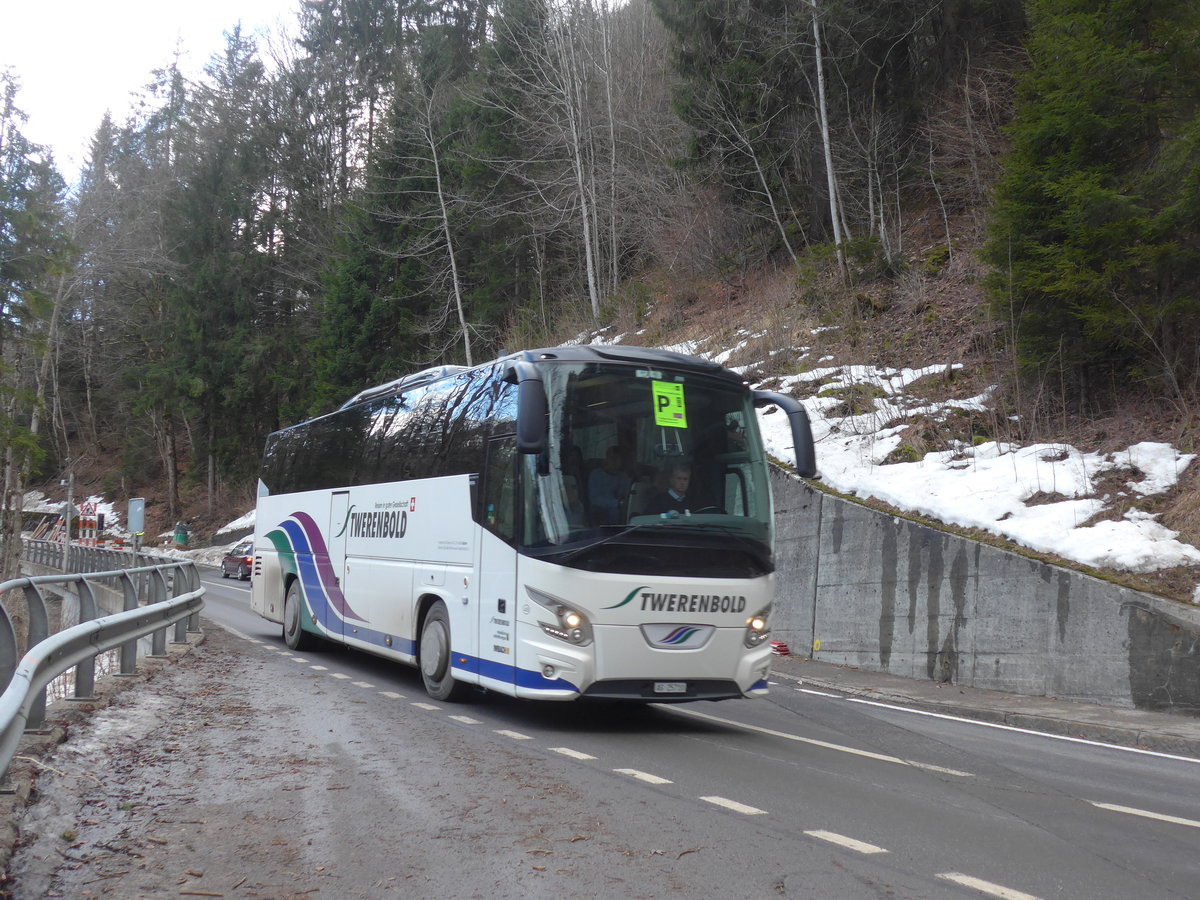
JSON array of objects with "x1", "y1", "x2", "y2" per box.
[
  {"x1": 645, "y1": 463, "x2": 691, "y2": 515},
  {"x1": 588, "y1": 446, "x2": 631, "y2": 525}
]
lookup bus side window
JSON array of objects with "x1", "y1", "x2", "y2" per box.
[{"x1": 481, "y1": 437, "x2": 517, "y2": 544}]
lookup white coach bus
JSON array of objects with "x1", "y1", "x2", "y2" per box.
[{"x1": 250, "y1": 345, "x2": 816, "y2": 702}]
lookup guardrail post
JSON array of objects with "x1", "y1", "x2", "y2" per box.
[
  {"x1": 171, "y1": 567, "x2": 190, "y2": 645},
  {"x1": 69, "y1": 579, "x2": 99, "y2": 701},
  {"x1": 0, "y1": 601, "x2": 14, "y2": 796},
  {"x1": 117, "y1": 571, "x2": 139, "y2": 676},
  {"x1": 185, "y1": 566, "x2": 203, "y2": 633},
  {"x1": 22, "y1": 583, "x2": 50, "y2": 732},
  {"x1": 0, "y1": 600, "x2": 16, "y2": 704},
  {"x1": 147, "y1": 569, "x2": 169, "y2": 658}
]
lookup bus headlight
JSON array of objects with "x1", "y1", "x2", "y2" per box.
[
  {"x1": 528, "y1": 587, "x2": 593, "y2": 646},
  {"x1": 539, "y1": 604, "x2": 593, "y2": 646},
  {"x1": 744, "y1": 606, "x2": 771, "y2": 648}
]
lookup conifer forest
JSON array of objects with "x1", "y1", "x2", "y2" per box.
[{"x1": 2, "y1": 1, "x2": 1199, "y2": 573}]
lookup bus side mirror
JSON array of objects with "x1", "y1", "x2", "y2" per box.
[
  {"x1": 753, "y1": 390, "x2": 818, "y2": 479},
  {"x1": 510, "y1": 363, "x2": 547, "y2": 454}
]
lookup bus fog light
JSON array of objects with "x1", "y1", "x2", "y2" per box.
[{"x1": 543, "y1": 664, "x2": 556, "y2": 679}]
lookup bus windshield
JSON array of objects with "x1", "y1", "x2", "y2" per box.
[{"x1": 520, "y1": 361, "x2": 775, "y2": 576}]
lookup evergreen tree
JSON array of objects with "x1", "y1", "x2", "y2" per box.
[
  {"x1": 0, "y1": 74, "x2": 68, "y2": 577},
  {"x1": 985, "y1": 0, "x2": 1200, "y2": 409}
]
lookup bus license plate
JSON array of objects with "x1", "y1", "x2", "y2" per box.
[{"x1": 654, "y1": 682, "x2": 687, "y2": 694}]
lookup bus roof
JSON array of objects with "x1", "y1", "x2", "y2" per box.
[{"x1": 276, "y1": 345, "x2": 749, "y2": 439}]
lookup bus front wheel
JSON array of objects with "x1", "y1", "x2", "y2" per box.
[
  {"x1": 283, "y1": 580, "x2": 314, "y2": 651},
  {"x1": 420, "y1": 603, "x2": 467, "y2": 702}
]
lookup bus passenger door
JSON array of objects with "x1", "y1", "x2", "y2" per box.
[
  {"x1": 326, "y1": 490, "x2": 350, "y2": 639},
  {"x1": 477, "y1": 438, "x2": 517, "y2": 688}
]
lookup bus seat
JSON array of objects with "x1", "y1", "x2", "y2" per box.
[{"x1": 626, "y1": 479, "x2": 653, "y2": 517}]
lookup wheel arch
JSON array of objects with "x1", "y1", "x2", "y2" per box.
[{"x1": 415, "y1": 591, "x2": 449, "y2": 659}]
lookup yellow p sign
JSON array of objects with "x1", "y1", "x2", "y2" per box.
[{"x1": 652, "y1": 381, "x2": 687, "y2": 428}]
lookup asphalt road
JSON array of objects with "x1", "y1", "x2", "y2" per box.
[{"x1": 10, "y1": 570, "x2": 1200, "y2": 898}]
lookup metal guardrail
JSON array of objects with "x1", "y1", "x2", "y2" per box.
[{"x1": 0, "y1": 540, "x2": 206, "y2": 783}]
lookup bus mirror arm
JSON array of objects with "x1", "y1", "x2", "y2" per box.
[
  {"x1": 510, "y1": 362, "x2": 548, "y2": 454},
  {"x1": 753, "y1": 390, "x2": 818, "y2": 479}
]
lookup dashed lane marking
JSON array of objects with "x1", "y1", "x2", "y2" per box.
[
  {"x1": 700, "y1": 796, "x2": 767, "y2": 815},
  {"x1": 1090, "y1": 801, "x2": 1200, "y2": 829},
  {"x1": 495, "y1": 729, "x2": 533, "y2": 740},
  {"x1": 665, "y1": 706, "x2": 973, "y2": 778},
  {"x1": 329, "y1": 673, "x2": 350, "y2": 680},
  {"x1": 614, "y1": 769, "x2": 672, "y2": 785},
  {"x1": 449, "y1": 715, "x2": 481, "y2": 725},
  {"x1": 309, "y1": 665, "x2": 328, "y2": 671},
  {"x1": 804, "y1": 830, "x2": 888, "y2": 855},
  {"x1": 289, "y1": 657, "x2": 307, "y2": 663},
  {"x1": 937, "y1": 873, "x2": 1041, "y2": 900},
  {"x1": 550, "y1": 747, "x2": 597, "y2": 760},
  {"x1": 379, "y1": 691, "x2": 405, "y2": 700},
  {"x1": 351, "y1": 681, "x2": 374, "y2": 689},
  {"x1": 412, "y1": 702, "x2": 441, "y2": 711}
]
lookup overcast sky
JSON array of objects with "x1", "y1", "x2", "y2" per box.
[{"x1": 1, "y1": 0, "x2": 299, "y2": 183}]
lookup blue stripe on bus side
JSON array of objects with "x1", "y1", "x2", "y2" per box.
[{"x1": 457, "y1": 654, "x2": 581, "y2": 694}]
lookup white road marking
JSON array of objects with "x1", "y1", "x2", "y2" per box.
[
  {"x1": 329, "y1": 673, "x2": 350, "y2": 679},
  {"x1": 846, "y1": 697, "x2": 1200, "y2": 765},
  {"x1": 449, "y1": 715, "x2": 481, "y2": 725},
  {"x1": 495, "y1": 729, "x2": 533, "y2": 740},
  {"x1": 379, "y1": 691, "x2": 405, "y2": 700},
  {"x1": 412, "y1": 702, "x2": 441, "y2": 711},
  {"x1": 550, "y1": 747, "x2": 597, "y2": 760},
  {"x1": 351, "y1": 681, "x2": 374, "y2": 689},
  {"x1": 804, "y1": 830, "x2": 888, "y2": 855},
  {"x1": 213, "y1": 623, "x2": 253, "y2": 641},
  {"x1": 310, "y1": 665, "x2": 328, "y2": 671},
  {"x1": 289, "y1": 657, "x2": 307, "y2": 662},
  {"x1": 700, "y1": 796, "x2": 767, "y2": 815},
  {"x1": 1090, "y1": 801, "x2": 1200, "y2": 829},
  {"x1": 614, "y1": 769, "x2": 672, "y2": 785},
  {"x1": 665, "y1": 706, "x2": 973, "y2": 777},
  {"x1": 937, "y1": 872, "x2": 1042, "y2": 900},
  {"x1": 797, "y1": 688, "x2": 841, "y2": 698}
]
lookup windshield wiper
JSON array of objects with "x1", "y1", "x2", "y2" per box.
[{"x1": 556, "y1": 523, "x2": 655, "y2": 565}]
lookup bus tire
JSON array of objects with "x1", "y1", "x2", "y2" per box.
[
  {"x1": 420, "y1": 602, "x2": 467, "y2": 702},
  {"x1": 283, "y1": 580, "x2": 314, "y2": 651}
]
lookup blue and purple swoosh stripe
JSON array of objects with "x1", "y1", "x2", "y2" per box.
[
  {"x1": 267, "y1": 511, "x2": 364, "y2": 624},
  {"x1": 660, "y1": 626, "x2": 702, "y2": 645}
]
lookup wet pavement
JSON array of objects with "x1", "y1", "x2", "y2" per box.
[
  {"x1": 768, "y1": 653, "x2": 1200, "y2": 758},
  {"x1": 4, "y1": 632, "x2": 1200, "y2": 896}
]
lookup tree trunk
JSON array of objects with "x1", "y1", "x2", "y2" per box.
[{"x1": 812, "y1": 0, "x2": 847, "y2": 279}]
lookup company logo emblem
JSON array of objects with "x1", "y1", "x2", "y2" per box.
[
  {"x1": 640, "y1": 623, "x2": 715, "y2": 650},
  {"x1": 605, "y1": 585, "x2": 649, "y2": 610},
  {"x1": 333, "y1": 504, "x2": 357, "y2": 538}
]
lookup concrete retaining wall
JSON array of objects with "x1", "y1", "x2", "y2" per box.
[{"x1": 770, "y1": 467, "x2": 1200, "y2": 714}]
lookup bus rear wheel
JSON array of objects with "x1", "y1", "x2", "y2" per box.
[
  {"x1": 283, "y1": 580, "x2": 314, "y2": 651},
  {"x1": 420, "y1": 602, "x2": 467, "y2": 702}
]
